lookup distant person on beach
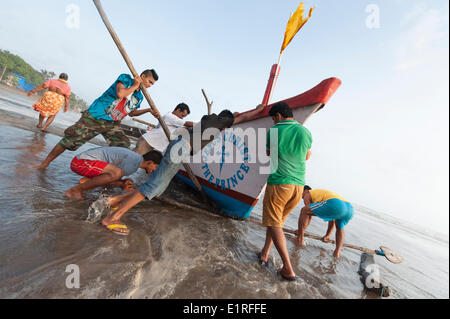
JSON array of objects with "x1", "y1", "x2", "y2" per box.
[
  {"x1": 100, "y1": 103, "x2": 266, "y2": 235},
  {"x1": 66, "y1": 146, "x2": 162, "y2": 200},
  {"x1": 35, "y1": 70, "x2": 160, "y2": 169},
  {"x1": 258, "y1": 102, "x2": 312, "y2": 282},
  {"x1": 134, "y1": 103, "x2": 195, "y2": 155},
  {"x1": 28, "y1": 73, "x2": 71, "y2": 133},
  {"x1": 293, "y1": 186, "x2": 354, "y2": 258}
]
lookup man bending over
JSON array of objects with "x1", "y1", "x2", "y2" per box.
[
  {"x1": 66, "y1": 147, "x2": 162, "y2": 200},
  {"x1": 101, "y1": 104, "x2": 266, "y2": 235},
  {"x1": 294, "y1": 186, "x2": 354, "y2": 258}
]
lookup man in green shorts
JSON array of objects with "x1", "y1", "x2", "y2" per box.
[
  {"x1": 36, "y1": 70, "x2": 160, "y2": 169},
  {"x1": 259, "y1": 102, "x2": 312, "y2": 281}
]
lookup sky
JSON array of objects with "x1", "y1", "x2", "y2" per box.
[{"x1": 0, "y1": 0, "x2": 448, "y2": 234}]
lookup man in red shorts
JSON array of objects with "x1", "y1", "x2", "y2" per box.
[{"x1": 66, "y1": 146, "x2": 162, "y2": 200}]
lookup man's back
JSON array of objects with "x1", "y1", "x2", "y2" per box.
[
  {"x1": 77, "y1": 146, "x2": 142, "y2": 176},
  {"x1": 309, "y1": 189, "x2": 349, "y2": 203},
  {"x1": 267, "y1": 120, "x2": 312, "y2": 186},
  {"x1": 142, "y1": 112, "x2": 186, "y2": 153}
]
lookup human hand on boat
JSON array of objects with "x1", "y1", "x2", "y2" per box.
[
  {"x1": 255, "y1": 103, "x2": 266, "y2": 111},
  {"x1": 27, "y1": 91, "x2": 33, "y2": 97}
]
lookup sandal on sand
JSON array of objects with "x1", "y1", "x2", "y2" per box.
[
  {"x1": 104, "y1": 223, "x2": 129, "y2": 236},
  {"x1": 257, "y1": 252, "x2": 270, "y2": 267},
  {"x1": 277, "y1": 269, "x2": 299, "y2": 282}
]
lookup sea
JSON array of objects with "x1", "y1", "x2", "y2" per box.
[{"x1": 0, "y1": 87, "x2": 448, "y2": 299}]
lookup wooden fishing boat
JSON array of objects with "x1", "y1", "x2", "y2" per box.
[{"x1": 177, "y1": 77, "x2": 342, "y2": 219}]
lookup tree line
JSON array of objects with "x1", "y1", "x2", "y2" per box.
[{"x1": 0, "y1": 49, "x2": 89, "y2": 112}]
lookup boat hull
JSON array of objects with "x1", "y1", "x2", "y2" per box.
[{"x1": 177, "y1": 78, "x2": 341, "y2": 219}]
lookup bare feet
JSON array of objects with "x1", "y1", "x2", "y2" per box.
[
  {"x1": 65, "y1": 187, "x2": 85, "y2": 200},
  {"x1": 32, "y1": 162, "x2": 49, "y2": 169},
  {"x1": 321, "y1": 236, "x2": 331, "y2": 243},
  {"x1": 333, "y1": 249, "x2": 341, "y2": 258},
  {"x1": 288, "y1": 235, "x2": 307, "y2": 247}
]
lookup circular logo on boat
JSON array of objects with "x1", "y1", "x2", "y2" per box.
[{"x1": 200, "y1": 130, "x2": 251, "y2": 190}]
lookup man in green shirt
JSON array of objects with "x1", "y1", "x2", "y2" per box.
[{"x1": 259, "y1": 102, "x2": 312, "y2": 281}]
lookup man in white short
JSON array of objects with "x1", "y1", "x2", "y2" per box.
[{"x1": 134, "y1": 103, "x2": 194, "y2": 155}]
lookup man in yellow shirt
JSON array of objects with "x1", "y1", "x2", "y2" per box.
[{"x1": 294, "y1": 186, "x2": 354, "y2": 258}]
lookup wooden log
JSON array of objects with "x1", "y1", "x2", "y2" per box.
[
  {"x1": 132, "y1": 118, "x2": 156, "y2": 128},
  {"x1": 246, "y1": 217, "x2": 379, "y2": 255}
]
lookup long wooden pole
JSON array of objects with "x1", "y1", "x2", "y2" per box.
[
  {"x1": 132, "y1": 118, "x2": 156, "y2": 128},
  {"x1": 93, "y1": 0, "x2": 208, "y2": 202},
  {"x1": 246, "y1": 217, "x2": 379, "y2": 255}
]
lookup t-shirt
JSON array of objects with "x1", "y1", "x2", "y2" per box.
[
  {"x1": 87, "y1": 74, "x2": 143, "y2": 122},
  {"x1": 309, "y1": 189, "x2": 349, "y2": 203},
  {"x1": 182, "y1": 113, "x2": 234, "y2": 155},
  {"x1": 266, "y1": 120, "x2": 312, "y2": 186},
  {"x1": 76, "y1": 146, "x2": 143, "y2": 176},
  {"x1": 142, "y1": 112, "x2": 186, "y2": 153},
  {"x1": 45, "y1": 79, "x2": 71, "y2": 97}
]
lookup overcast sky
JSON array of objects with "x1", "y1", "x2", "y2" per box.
[{"x1": 0, "y1": 0, "x2": 448, "y2": 234}]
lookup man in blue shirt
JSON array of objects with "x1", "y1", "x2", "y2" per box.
[{"x1": 36, "y1": 70, "x2": 159, "y2": 169}]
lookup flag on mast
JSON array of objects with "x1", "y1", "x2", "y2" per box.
[{"x1": 280, "y1": 2, "x2": 315, "y2": 54}]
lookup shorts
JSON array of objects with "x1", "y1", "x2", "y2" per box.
[
  {"x1": 262, "y1": 184, "x2": 304, "y2": 227},
  {"x1": 58, "y1": 111, "x2": 130, "y2": 151},
  {"x1": 70, "y1": 156, "x2": 109, "y2": 178},
  {"x1": 310, "y1": 198, "x2": 354, "y2": 229}
]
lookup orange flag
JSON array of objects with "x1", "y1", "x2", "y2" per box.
[{"x1": 280, "y1": 2, "x2": 315, "y2": 54}]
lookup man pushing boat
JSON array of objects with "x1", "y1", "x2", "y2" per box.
[
  {"x1": 134, "y1": 103, "x2": 194, "y2": 155},
  {"x1": 35, "y1": 70, "x2": 160, "y2": 169},
  {"x1": 101, "y1": 103, "x2": 266, "y2": 235},
  {"x1": 66, "y1": 147, "x2": 162, "y2": 200},
  {"x1": 293, "y1": 186, "x2": 354, "y2": 258},
  {"x1": 258, "y1": 102, "x2": 312, "y2": 282}
]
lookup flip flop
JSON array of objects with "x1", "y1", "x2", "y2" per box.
[
  {"x1": 104, "y1": 223, "x2": 129, "y2": 236},
  {"x1": 277, "y1": 269, "x2": 299, "y2": 282},
  {"x1": 257, "y1": 252, "x2": 270, "y2": 267}
]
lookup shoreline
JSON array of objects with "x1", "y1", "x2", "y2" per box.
[
  {"x1": 0, "y1": 108, "x2": 108, "y2": 146},
  {"x1": 0, "y1": 82, "x2": 36, "y2": 97}
]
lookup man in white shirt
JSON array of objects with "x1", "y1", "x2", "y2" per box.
[{"x1": 134, "y1": 103, "x2": 194, "y2": 155}]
